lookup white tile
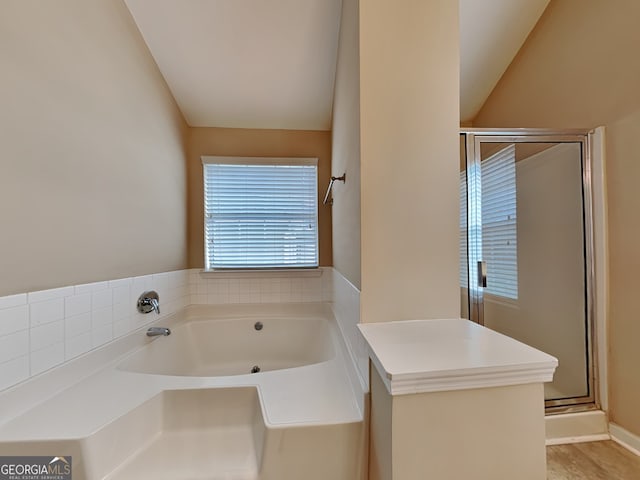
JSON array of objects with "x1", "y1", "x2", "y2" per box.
[
  {"x1": 108, "y1": 277, "x2": 132, "y2": 289},
  {"x1": 207, "y1": 279, "x2": 227, "y2": 294},
  {"x1": 0, "y1": 293, "x2": 27, "y2": 310},
  {"x1": 249, "y1": 291, "x2": 261, "y2": 303},
  {"x1": 191, "y1": 294, "x2": 207, "y2": 305},
  {"x1": 30, "y1": 320, "x2": 64, "y2": 352},
  {"x1": 0, "y1": 330, "x2": 29, "y2": 364},
  {"x1": 228, "y1": 279, "x2": 240, "y2": 295},
  {"x1": 30, "y1": 342, "x2": 64, "y2": 376},
  {"x1": 113, "y1": 302, "x2": 131, "y2": 322},
  {"x1": 64, "y1": 293, "x2": 91, "y2": 318},
  {"x1": 30, "y1": 298, "x2": 64, "y2": 327},
  {"x1": 74, "y1": 281, "x2": 109, "y2": 295},
  {"x1": 289, "y1": 290, "x2": 303, "y2": 302},
  {"x1": 0, "y1": 355, "x2": 29, "y2": 392},
  {"x1": 92, "y1": 289, "x2": 112, "y2": 310},
  {"x1": 91, "y1": 306, "x2": 112, "y2": 326},
  {"x1": 65, "y1": 332, "x2": 92, "y2": 360},
  {"x1": 65, "y1": 312, "x2": 91, "y2": 339},
  {"x1": 238, "y1": 292, "x2": 252, "y2": 304},
  {"x1": 258, "y1": 278, "x2": 271, "y2": 292},
  {"x1": 113, "y1": 318, "x2": 131, "y2": 338},
  {"x1": 167, "y1": 271, "x2": 182, "y2": 289},
  {"x1": 131, "y1": 310, "x2": 149, "y2": 326},
  {"x1": 163, "y1": 300, "x2": 178, "y2": 317},
  {"x1": 91, "y1": 324, "x2": 113, "y2": 348},
  {"x1": 207, "y1": 292, "x2": 228, "y2": 305},
  {"x1": 152, "y1": 273, "x2": 169, "y2": 295},
  {"x1": 131, "y1": 275, "x2": 153, "y2": 296},
  {"x1": 0, "y1": 305, "x2": 29, "y2": 337},
  {"x1": 291, "y1": 280, "x2": 302, "y2": 294},
  {"x1": 27, "y1": 286, "x2": 74, "y2": 304},
  {"x1": 280, "y1": 279, "x2": 293, "y2": 296},
  {"x1": 112, "y1": 285, "x2": 130, "y2": 305}
]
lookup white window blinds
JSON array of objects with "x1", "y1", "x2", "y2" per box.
[
  {"x1": 203, "y1": 157, "x2": 319, "y2": 269},
  {"x1": 481, "y1": 145, "x2": 518, "y2": 299},
  {"x1": 460, "y1": 169, "x2": 468, "y2": 289}
]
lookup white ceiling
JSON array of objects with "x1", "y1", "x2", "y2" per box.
[
  {"x1": 125, "y1": 0, "x2": 342, "y2": 130},
  {"x1": 459, "y1": 0, "x2": 551, "y2": 122},
  {"x1": 125, "y1": 0, "x2": 550, "y2": 130}
]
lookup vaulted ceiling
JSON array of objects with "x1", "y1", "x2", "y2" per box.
[
  {"x1": 459, "y1": 0, "x2": 550, "y2": 122},
  {"x1": 125, "y1": 0, "x2": 550, "y2": 130}
]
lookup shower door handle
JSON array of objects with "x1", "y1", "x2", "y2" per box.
[{"x1": 477, "y1": 261, "x2": 487, "y2": 288}]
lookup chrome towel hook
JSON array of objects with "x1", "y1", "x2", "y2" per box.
[{"x1": 323, "y1": 174, "x2": 346, "y2": 205}]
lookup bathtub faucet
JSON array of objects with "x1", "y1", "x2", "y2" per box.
[
  {"x1": 137, "y1": 291, "x2": 160, "y2": 315},
  {"x1": 146, "y1": 327, "x2": 171, "y2": 337}
]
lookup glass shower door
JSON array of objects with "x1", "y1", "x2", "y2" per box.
[{"x1": 461, "y1": 131, "x2": 595, "y2": 410}]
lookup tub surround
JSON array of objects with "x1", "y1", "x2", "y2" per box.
[
  {"x1": 360, "y1": 319, "x2": 558, "y2": 480},
  {"x1": 0, "y1": 268, "x2": 334, "y2": 393},
  {"x1": 330, "y1": 268, "x2": 368, "y2": 393},
  {"x1": 0, "y1": 270, "x2": 191, "y2": 392},
  {"x1": 0, "y1": 303, "x2": 364, "y2": 480}
]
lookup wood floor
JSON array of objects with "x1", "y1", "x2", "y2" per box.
[{"x1": 547, "y1": 441, "x2": 640, "y2": 479}]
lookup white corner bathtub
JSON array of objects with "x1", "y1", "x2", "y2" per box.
[
  {"x1": 0, "y1": 303, "x2": 366, "y2": 480},
  {"x1": 117, "y1": 310, "x2": 335, "y2": 377}
]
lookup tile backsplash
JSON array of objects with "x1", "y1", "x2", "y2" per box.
[
  {"x1": 330, "y1": 269, "x2": 367, "y2": 391},
  {"x1": 0, "y1": 270, "x2": 190, "y2": 391},
  {"x1": 189, "y1": 269, "x2": 328, "y2": 305},
  {"x1": 0, "y1": 268, "x2": 332, "y2": 392}
]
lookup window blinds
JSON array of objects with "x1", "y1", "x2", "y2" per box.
[
  {"x1": 459, "y1": 145, "x2": 518, "y2": 300},
  {"x1": 481, "y1": 145, "x2": 518, "y2": 299},
  {"x1": 203, "y1": 157, "x2": 319, "y2": 269},
  {"x1": 460, "y1": 170, "x2": 468, "y2": 289}
]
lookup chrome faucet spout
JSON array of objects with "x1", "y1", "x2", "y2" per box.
[{"x1": 146, "y1": 327, "x2": 171, "y2": 337}]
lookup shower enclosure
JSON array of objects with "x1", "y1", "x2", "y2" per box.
[{"x1": 460, "y1": 129, "x2": 596, "y2": 412}]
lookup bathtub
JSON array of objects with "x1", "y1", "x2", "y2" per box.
[
  {"x1": 118, "y1": 310, "x2": 335, "y2": 377},
  {"x1": 0, "y1": 303, "x2": 366, "y2": 480}
]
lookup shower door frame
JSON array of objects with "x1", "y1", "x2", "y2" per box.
[{"x1": 461, "y1": 128, "x2": 597, "y2": 412}]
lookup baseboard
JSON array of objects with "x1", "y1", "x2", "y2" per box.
[
  {"x1": 545, "y1": 410, "x2": 609, "y2": 444},
  {"x1": 546, "y1": 434, "x2": 610, "y2": 446},
  {"x1": 610, "y1": 422, "x2": 640, "y2": 456}
]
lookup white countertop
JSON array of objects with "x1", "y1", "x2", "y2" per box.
[{"x1": 358, "y1": 318, "x2": 558, "y2": 396}]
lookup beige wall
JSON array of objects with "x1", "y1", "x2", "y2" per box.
[
  {"x1": 359, "y1": 0, "x2": 460, "y2": 323},
  {"x1": 0, "y1": 0, "x2": 188, "y2": 296},
  {"x1": 186, "y1": 128, "x2": 332, "y2": 269},
  {"x1": 331, "y1": 0, "x2": 361, "y2": 289},
  {"x1": 473, "y1": 0, "x2": 640, "y2": 436}
]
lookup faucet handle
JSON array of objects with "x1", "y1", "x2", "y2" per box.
[
  {"x1": 137, "y1": 291, "x2": 160, "y2": 315},
  {"x1": 149, "y1": 298, "x2": 160, "y2": 315}
]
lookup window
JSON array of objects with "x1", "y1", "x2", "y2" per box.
[{"x1": 203, "y1": 157, "x2": 319, "y2": 270}]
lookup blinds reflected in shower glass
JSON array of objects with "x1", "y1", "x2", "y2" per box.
[
  {"x1": 459, "y1": 145, "x2": 518, "y2": 301},
  {"x1": 480, "y1": 145, "x2": 518, "y2": 300}
]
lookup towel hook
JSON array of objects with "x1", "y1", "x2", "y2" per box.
[{"x1": 323, "y1": 174, "x2": 346, "y2": 205}]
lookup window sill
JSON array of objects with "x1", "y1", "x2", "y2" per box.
[{"x1": 199, "y1": 268, "x2": 323, "y2": 279}]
